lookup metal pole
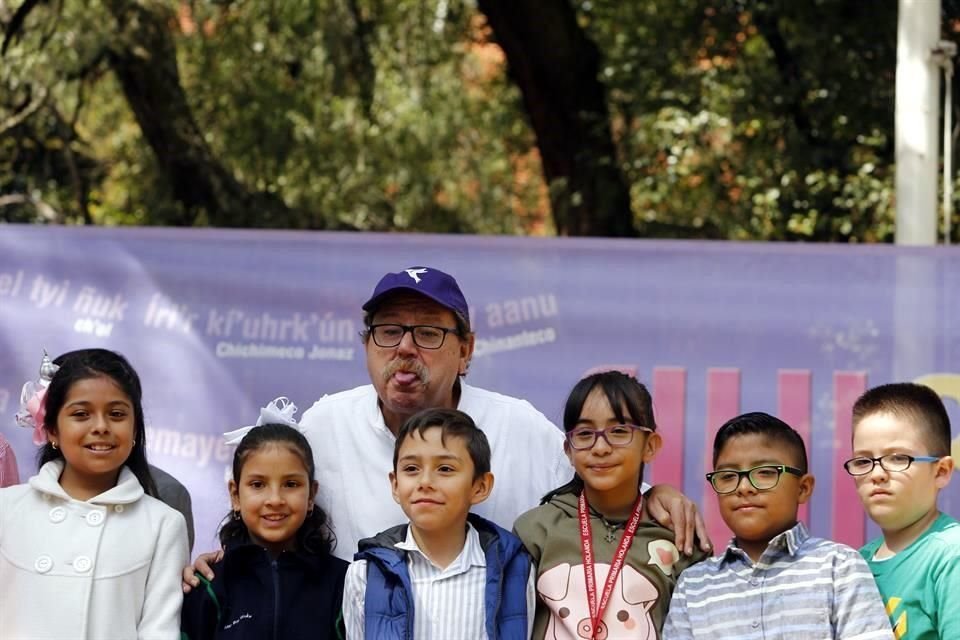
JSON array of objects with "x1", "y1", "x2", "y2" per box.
[
  {"x1": 932, "y1": 39, "x2": 956, "y2": 245},
  {"x1": 895, "y1": 0, "x2": 941, "y2": 245},
  {"x1": 944, "y1": 60, "x2": 953, "y2": 245}
]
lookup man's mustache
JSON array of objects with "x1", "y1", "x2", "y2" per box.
[{"x1": 383, "y1": 358, "x2": 429, "y2": 383}]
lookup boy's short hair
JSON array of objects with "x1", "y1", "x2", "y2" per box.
[
  {"x1": 712, "y1": 411, "x2": 808, "y2": 473},
  {"x1": 393, "y1": 408, "x2": 491, "y2": 479},
  {"x1": 852, "y1": 382, "x2": 952, "y2": 457}
]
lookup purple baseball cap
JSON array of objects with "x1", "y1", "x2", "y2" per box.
[{"x1": 362, "y1": 267, "x2": 470, "y2": 327}]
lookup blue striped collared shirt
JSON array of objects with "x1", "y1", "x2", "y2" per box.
[
  {"x1": 343, "y1": 523, "x2": 536, "y2": 640},
  {"x1": 662, "y1": 522, "x2": 893, "y2": 640}
]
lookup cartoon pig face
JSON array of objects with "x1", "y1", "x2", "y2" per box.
[{"x1": 537, "y1": 562, "x2": 660, "y2": 640}]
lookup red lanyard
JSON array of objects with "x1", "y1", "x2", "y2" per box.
[{"x1": 578, "y1": 491, "x2": 644, "y2": 640}]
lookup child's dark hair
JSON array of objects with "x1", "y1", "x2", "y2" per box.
[
  {"x1": 852, "y1": 383, "x2": 952, "y2": 457},
  {"x1": 219, "y1": 423, "x2": 335, "y2": 555},
  {"x1": 543, "y1": 371, "x2": 657, "y2": 503},
  {"x1": 39, "y1": 348, "x2": 158, "y2": 497},
  {"x1": 393, "y1": 408, "x2": 491, "y2": 479},
  {"x1": 712, "y1": 412, "x2": 808, "y2": 473}
]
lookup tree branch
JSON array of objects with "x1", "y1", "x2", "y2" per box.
[
  {"x1": 102, "y1": 0, "x2": 297, "y2": 226},
  {"x1": 0, "y1": 83, "x2": 47, "y2": 135},
  {"x1": 476, "y1": 0, "x2": 634, "y2": 237},
  {"x1": 1, "y1": 0, "x2": 42, "y2": 55},
  {"x1": 0, "y1": 192, "x2": 61, "y2": 221},
  {"x1": 345, "y1": 0, "x2": 376, "y2": 118}
]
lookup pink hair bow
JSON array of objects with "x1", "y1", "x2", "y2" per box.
[{"x1": 15, "y1": 351, "x2": 60, "y2": 446}]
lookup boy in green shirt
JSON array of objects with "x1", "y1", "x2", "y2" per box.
[{"x1": 845, "y1": 382, "x2": 959, "y2": 639}]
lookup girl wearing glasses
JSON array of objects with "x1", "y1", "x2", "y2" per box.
[{"x1": 513, "y1": 371, "x2": 708, "y2": 640}]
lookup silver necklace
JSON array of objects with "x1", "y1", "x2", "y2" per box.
[{"x1": 599, "y1": 516, "x2": 625, "y2": 543}]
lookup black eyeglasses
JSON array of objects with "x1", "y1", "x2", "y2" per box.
[
  {"x1": 706, "y1": 464, "x2": 804, "y2": 495},
  {"x1": 565, "y1": 424, "x2": 653, "y2": 451},
  {"x1": 367, "y1": 324, "x2": 459, "y2": 350},
  {"x1": 843, "y1": 453, "x2": 941, "y2": 476}
]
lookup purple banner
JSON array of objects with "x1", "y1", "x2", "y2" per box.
[{"x1": 1, "y1": 226, "x2": 958, "y2": 554}]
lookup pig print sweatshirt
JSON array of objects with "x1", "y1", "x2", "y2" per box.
[{"x1": 514, "y1": 491, "x2": 707, "y2": 640}]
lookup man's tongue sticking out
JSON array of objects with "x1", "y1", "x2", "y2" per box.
[{"x1": 394, "y1": 371, "x2": 419, "y2": 385}]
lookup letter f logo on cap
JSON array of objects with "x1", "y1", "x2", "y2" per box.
[{"x1": 404, "y1": 268, "x2": 428, "y2": 284}]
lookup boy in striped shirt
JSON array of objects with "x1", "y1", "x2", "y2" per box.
[
  {"x1": 342, "y1": 408, "x2": 535, "y2": 640},
  {"x1": 663, "y1": 412, "x2": 892, "y2": 640}
]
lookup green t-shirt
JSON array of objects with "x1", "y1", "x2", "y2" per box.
[{"x1": 860, "y1": 513, "x2": 960, "y2": 640}]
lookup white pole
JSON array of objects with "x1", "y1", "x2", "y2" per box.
[
  {"x1": 943, "y1": 55, "x2": 953, "y2": 245},
  {"x1": 895, "y1": 0, "x2": 941, "y2": 246},
  {"x1": 932, "y1": 39, "x2": 956, "y2": 244}
]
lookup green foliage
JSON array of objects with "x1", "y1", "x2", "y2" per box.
[
  {"x1": 165, "y1": 0, "x2": 540, "y2": 232},
  {"x1": 2, "y1": 0, "x2": 957, "y2": 240},
  {"x1": 2, "y1": 0, "x2": 541, "y2": 232},
  {"x1": 576, "y1": 0, "x2": 905, "y2": 241},
  {"x1": 0, "y1": 1, "x2": 111, "y2": 223}
]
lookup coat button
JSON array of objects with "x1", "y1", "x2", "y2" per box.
[
  {"x1": 85, "y1": 511, "x2": 104, "y2": 526},
  {"x1": 74, "y1": 556, "x2": 92, "y2": 573},
  {"x1": 35, "y1": 555, "x2": 53, "y2": 573},
  {"x1": 114, "y1": 505, "x2": 124, "y2": 513},
  {"x1": 49, "y1": 507, "x2": 67, "y2": 523}
]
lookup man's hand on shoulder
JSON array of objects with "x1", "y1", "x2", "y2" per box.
[
  {"x1": 181, "y1": 550, "x2": 223, "y2": 593},
  {"x1": 644, "y1": 484, "x2": 712, "y2": 556}
]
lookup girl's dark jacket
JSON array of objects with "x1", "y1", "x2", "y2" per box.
[{"x1": 180, "y1": 541, "x2": 348, "y2": 640}]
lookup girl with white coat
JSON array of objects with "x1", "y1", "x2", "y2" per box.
[{"x1": 0, "y1": 349, "x2": 188, "y2": 639}]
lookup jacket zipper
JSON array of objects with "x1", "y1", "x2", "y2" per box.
[
  {"x1": 271, "y1": 558, "x2": 280, "y2": 640},
  {"x1": 407, "y1": 566, "x2": 416, "y2": 639},
  {"x1": 492, "y1": 543, "x2": 504, "y2": 640}
]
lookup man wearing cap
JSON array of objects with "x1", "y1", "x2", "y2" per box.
[
  {"x1": 305, "y1": 266, "x2": 708, "y2": 560},
  {"x1": 185, "y1": 266, "x2": 708, "y2": 582}
]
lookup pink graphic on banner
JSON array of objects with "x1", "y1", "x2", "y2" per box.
[
  {"x1": 650, "y1": 367, "x2": 686, "y2": 489},
  {"x1": 832, "y1": 371, "x2": 868, "y2": 548},
  {"x1": 777, "y1": 370, "x2": 812, "y2": 525},
  {"x1": 704, "y1": 368, "x2": 740, "y2": 552}
]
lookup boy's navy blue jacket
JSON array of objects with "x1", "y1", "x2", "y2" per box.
[
  {"x1": 180, "y1": 541, "x2": 348, "y2": 640},
  {"x1": 355, "y1": 513, "x2": 531, "y2": 640}
]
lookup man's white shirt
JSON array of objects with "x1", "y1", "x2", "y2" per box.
[{"x1": 298, "y1": 382, "x2": 572, "y2": 560}]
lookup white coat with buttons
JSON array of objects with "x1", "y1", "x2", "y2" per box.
[{"x1": 0, "y1": 460, "x2": 189, "y2": 639}]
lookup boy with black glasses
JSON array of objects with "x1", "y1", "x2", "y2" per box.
[
  {"x1": 663, "y1": 412, "x2": 891, "y2": 639},
  {"x1": 847, "y1": 383, "x2": 959, "y2": 639}
]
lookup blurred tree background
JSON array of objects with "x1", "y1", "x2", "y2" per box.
[{"x1": 1, "y1": 0, "x2": 958, "y2": 240}]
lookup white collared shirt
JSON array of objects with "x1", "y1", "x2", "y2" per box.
[
  {"x1": 300, "y1": 382, "x2": 573, "y2": 560},
  {"x1": 343, "y1": 523, "x2": 536, "y2": 640}
]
